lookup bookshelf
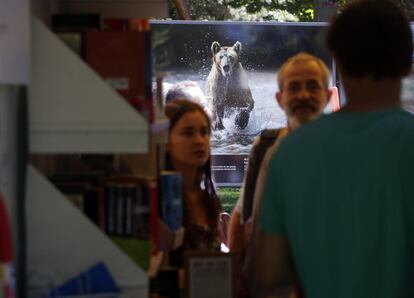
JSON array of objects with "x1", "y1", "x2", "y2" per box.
[
  {"x1": 26, "y1": 17, "x2": 151, "y2": 297},
  {"x1": 26, "y1": 165, "x2": 148, "y2": 297},
  {"x1": 29, "y1": 18, "x2": 149, "y2": 154}
]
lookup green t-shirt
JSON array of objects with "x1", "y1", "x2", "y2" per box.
[{"x1": 260, "y1": 108, "x2": 414, "y2": 298}]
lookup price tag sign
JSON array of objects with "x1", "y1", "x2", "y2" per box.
[{"x1": 185, "y1": 251, "x2": 234, "y2": 298}]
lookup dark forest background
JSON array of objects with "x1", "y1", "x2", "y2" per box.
[{"x1": 151, "y1": 22, "x2": 332, "y2": 76}]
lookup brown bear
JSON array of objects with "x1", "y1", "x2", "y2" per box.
[{"x1": 205, "y1": 41, "x2": 255, "y2": 130}]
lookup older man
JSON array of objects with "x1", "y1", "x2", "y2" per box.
[{"x1": 228, "y1": 52, "x2": 332, "y2": 297}]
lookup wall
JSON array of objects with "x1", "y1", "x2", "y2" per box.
[{"x1": 32, "y1": 0, "x2": 169, "y2": 23}]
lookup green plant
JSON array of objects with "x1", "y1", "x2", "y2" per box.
[{"x1": 217, "y1": 187, "x2": 241, "y2": 213}]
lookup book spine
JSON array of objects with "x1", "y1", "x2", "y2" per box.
[
  {"x1": 131, "y1": 183, "x2": 151, "y2": 239},
  {"x1": 124, "y1": 184, "x2": 133, "y2": 236},
  {"x1": 149, "y1": 179, "x2": 159, "y2": 255},
  {"x1": 105, "y1": 184, "x2": 116, "y2": 235},
  {"x1": 131, "y1": 184, "x2": 139, "y2": 237},
  {"x1": 116, "y1": 184, "x2": 125, "y2": 235},
  {"x1": 159, "y1": 172, "x2": 183, "y2": 232},
  {"x1": 96, "y1": 187, "x2": 106, "y2": 232}
]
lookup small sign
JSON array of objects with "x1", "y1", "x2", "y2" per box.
[
  {"x1": 211, "y1": 154, "x2": 248, "y2": 187},
  {"x1": 185, "y1": 251, "x2": 234, "y2": 298},
  {"x1": 105, "y1": 77, "x2": 130, "y2": 91}
]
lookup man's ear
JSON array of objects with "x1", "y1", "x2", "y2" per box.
[
  {"x1": 327, "y1": 89, "x2": 333, "y2": 105},
  {"x1": 276, "y1": 91, "x2": 285, "y2": 110},
  {"x1": 327, "y1": 86, "x2": 341, "y2": 111}
]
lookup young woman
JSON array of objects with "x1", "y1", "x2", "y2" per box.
[{"x1": 164, "y1": 99, "x2": 222, "y2": 265}]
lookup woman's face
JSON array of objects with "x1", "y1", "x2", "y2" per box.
[{"x1": 167, "y1": 110, "x2": 210, "y2": 170}]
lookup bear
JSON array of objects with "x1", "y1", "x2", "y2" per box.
[{"x1": 205, "y1": 41, "x2": 255, "y2": 130}]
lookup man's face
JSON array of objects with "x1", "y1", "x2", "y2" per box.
[{"x1": 276, "y1": 60, "x2": 331, "y2": 131}]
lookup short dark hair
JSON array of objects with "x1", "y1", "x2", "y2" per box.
[{"x1": 326, "y1": 0, "x2": 412, "y2": 80}]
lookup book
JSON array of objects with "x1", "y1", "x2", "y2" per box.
[
  {"x1": 104, "y1": 176, "x2": 155, "y2": 271},
  {"x1": 124, "y1": 184, "x2": 134, "y2": 235},
  {"x1": 115, "y1": 184, "x2": 126, "y2": 235},
  {"x1": 105, "y1": 183, "x2": 117, "y2": 235},
  {"x1": 131, "y1": 183, "x2": 151, "y2": 238},
  {"x1": 148, "y1": 179, "x2": 159, "y2": 255},
  {"x1": 104, "y1": 176, "x2": 153, "y2": 238},
  {"x1": 46, "y1": 262, "x2": 120, "y2": 297},
  {"x1": 159, "y1": 171, "x2": 183, "y2": 232},
  {"x1": 49, "y1": 171, "x2": 154, "y2": 272}
]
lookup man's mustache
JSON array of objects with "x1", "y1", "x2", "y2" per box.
[{"x1": 292, "y1": 101, "x2": 317, "y2": 112}]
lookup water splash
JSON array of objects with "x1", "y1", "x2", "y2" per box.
[{"x1": 163, "y1": 70, "x2": 287, "y2": 154}]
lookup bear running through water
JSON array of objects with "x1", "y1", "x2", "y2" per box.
[{"x1": 205, "y1": 41, "x2": 255, "y2": 130}]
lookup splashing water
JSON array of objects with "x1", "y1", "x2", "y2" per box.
[{"x1": 163, "y1": 70, "x2": 287, "y2": 154}]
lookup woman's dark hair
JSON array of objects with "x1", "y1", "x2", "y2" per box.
[
  {"x1": 326, "y1": 0, "x2": 412, "y2": 80},
  {"x1": 164, "y1": 99, "x2": 222, "y2": 233}
]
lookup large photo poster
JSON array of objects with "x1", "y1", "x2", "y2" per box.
[{"x1": 151, "y1": 21, "x2": 336, "y2": 186}]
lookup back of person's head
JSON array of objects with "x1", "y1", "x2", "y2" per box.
[
  {"x1": 166, "y1": 81, "x2": 206, "y2": 104},
  {"x1": 327, "y1": 0, "x2": 412, "y2": 80},
  {"x1": 277, "y1": 52, "x2": 330, "y2": 90},
  {"x1": 165, "y1": 81, "x2": 211, "y2": 117}
]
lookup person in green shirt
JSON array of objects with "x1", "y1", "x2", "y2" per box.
[{"x1": 256, "y1": 1, "x2": 414, "y2": 298}]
